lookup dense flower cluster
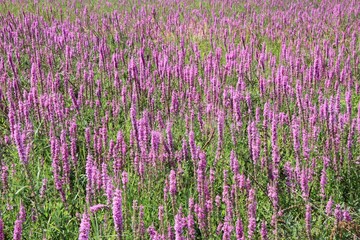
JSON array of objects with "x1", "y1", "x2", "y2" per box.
[{"x1": 0, "y1": 0, "x2": 359, "y2": 239}]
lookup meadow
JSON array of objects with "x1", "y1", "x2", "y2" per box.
[{"x1": 0, "y1": 0, "x2": 359, "y2": 239}]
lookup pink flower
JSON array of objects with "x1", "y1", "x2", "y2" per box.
[
  {"x1": 113, "y1": 189, "x2": 123, "y2": 237},
  {"x1": 79, "y1": 213, "x2": 91, "y2": 240}
]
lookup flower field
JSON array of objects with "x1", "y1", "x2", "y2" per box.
[{"x1": 0, "y1": 0, "x2": 359, "y2": 239}]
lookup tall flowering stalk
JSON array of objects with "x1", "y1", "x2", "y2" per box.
[
  {"x1": 113, "y1": 189, "x2": 123, "y2": 239},
  {"x1": 0, "y1": 218, "x2": 4, "y2": 240},
  {"x1": 305, "y1": 204, "x2": 312, "y2": 240},
  {"x1": 79, "y1": 213, "x2": 91, "y2": 240},
  {"x1": 247, "y1": 188, "x2": 257, "y2": 239},
  {"x1": 13, "y1": 204, "x2": 26, "y2": 240}
]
